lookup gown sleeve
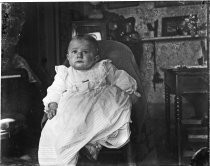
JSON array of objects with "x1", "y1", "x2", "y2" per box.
[
  {"x1": 42, "y1": 65, "x2": 68, "y2": 112},
  {"x1": 104, "y1": 60, "x2": 141, "y2": 97}
]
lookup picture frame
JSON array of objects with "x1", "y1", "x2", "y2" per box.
[
  {"x1": 106, "y1": 2, "x2": 139, "y2": 9},
  {"x1": 162, "y1": 16, "x2": 189, "y2": 37}
]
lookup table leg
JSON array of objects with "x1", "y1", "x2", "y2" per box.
[
  {"x1": 174, "y1": 95, "x2": 182, "y2": 166},
  {"x1": 165, "y1": 84, "x2": 170, "y2": 148}
]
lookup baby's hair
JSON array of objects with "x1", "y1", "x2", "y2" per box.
[{"x1": 68, "y1": 34, "x2": 100, "y2": 55}]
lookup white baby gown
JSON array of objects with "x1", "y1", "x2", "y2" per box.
[{"x1": 38, "y1": 59, "x2": 140, "y2": 166}]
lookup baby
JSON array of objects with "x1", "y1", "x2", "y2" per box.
[{"x1": 38, "y1": 35, "x2": 140, "y2": 165}]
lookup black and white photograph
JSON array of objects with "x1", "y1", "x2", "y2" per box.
[{"x1": 1, "y1": 1, "x2": 209, "y2": 166}]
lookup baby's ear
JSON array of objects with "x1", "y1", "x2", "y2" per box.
[{"x1": 95, "y1": 55, "x2": 100, "y2": 62}]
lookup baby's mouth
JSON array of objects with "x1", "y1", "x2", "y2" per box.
[{"x1": 75, "y1": 60, "x2": 83, "y2": 63}]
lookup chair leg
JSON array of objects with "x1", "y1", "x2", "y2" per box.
[{"x1": 127, "y1": 143, "x2": 137, "y2": 166}]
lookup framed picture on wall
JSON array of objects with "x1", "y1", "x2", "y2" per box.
[{"x1": 162, "y1": 16, "x2": 188, "y2": 36}]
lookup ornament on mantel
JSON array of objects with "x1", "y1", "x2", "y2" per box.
[
  {"x1": 121, "y1": 17, "x2": 140, "y2": 43},
  {"x1": 179, "y1": 14, "x2": 207, "y2": 37},
  {"x1": 147, "y1": 20, "x2": 158, "y2": 38}
]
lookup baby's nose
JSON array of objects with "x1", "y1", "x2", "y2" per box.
[{"x1": 77, "y1": 52, "x2": 83, "y2": 58}]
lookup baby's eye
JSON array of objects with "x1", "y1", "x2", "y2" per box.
[
  {"x1": 82, "y1": 50, "x2": 88, "y2": 54},
  {"x1": 71, "y1": 50, "x2": 77, "y2": 54}
]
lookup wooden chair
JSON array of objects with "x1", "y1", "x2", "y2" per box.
[{"x1": 41, "y1": 40, "x2": 152, "y2": 165}]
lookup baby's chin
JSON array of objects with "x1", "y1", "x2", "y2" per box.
[{"x1": 72, "y1": 63, "x2": 95, "y2": 70}]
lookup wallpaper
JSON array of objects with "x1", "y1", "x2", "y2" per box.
[{"x1": 108, "y1": 2, "x2": 207, "y2": 103}]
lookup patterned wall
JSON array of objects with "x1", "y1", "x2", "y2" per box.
[{"x1": 108, "y1": 2, "x2": 207, "y2": 103}]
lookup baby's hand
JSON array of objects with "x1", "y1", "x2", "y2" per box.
[
  {"x1": 47, "y1": 102, "x2": 58, "y2": 120},
  {"x1": 47, "y1": 109, "x2": 57, "y2": 120}
]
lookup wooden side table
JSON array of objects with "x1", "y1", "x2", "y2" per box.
[{"x1": 162, "y1": 67, "x2": 208, "y2": 166}]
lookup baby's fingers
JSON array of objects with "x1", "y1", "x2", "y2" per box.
[
  {"x1": 51, "y1": 109, "x2": 57, "y2": 116},
  {"x1": 47, "y1": 112, "x2": 53, "y2": 119},
  {"x1": 47, "y1": 110, "x2": 57, "y2": 120}
]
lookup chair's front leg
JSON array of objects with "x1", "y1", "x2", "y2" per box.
[
  {"x1": 41, "y1": 113, "x2": 48, "y2": 129},
  {"x1": 127, "y1": 143, "x2": 137, "y2": 166}
]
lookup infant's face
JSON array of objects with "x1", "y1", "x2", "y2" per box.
[{"x1": 67, "y1": 39, "x2": 98, "y2": 70}]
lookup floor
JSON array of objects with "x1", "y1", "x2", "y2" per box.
[{"x1": 0, "y1": 103, "x2": 205, "y2": 166}]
